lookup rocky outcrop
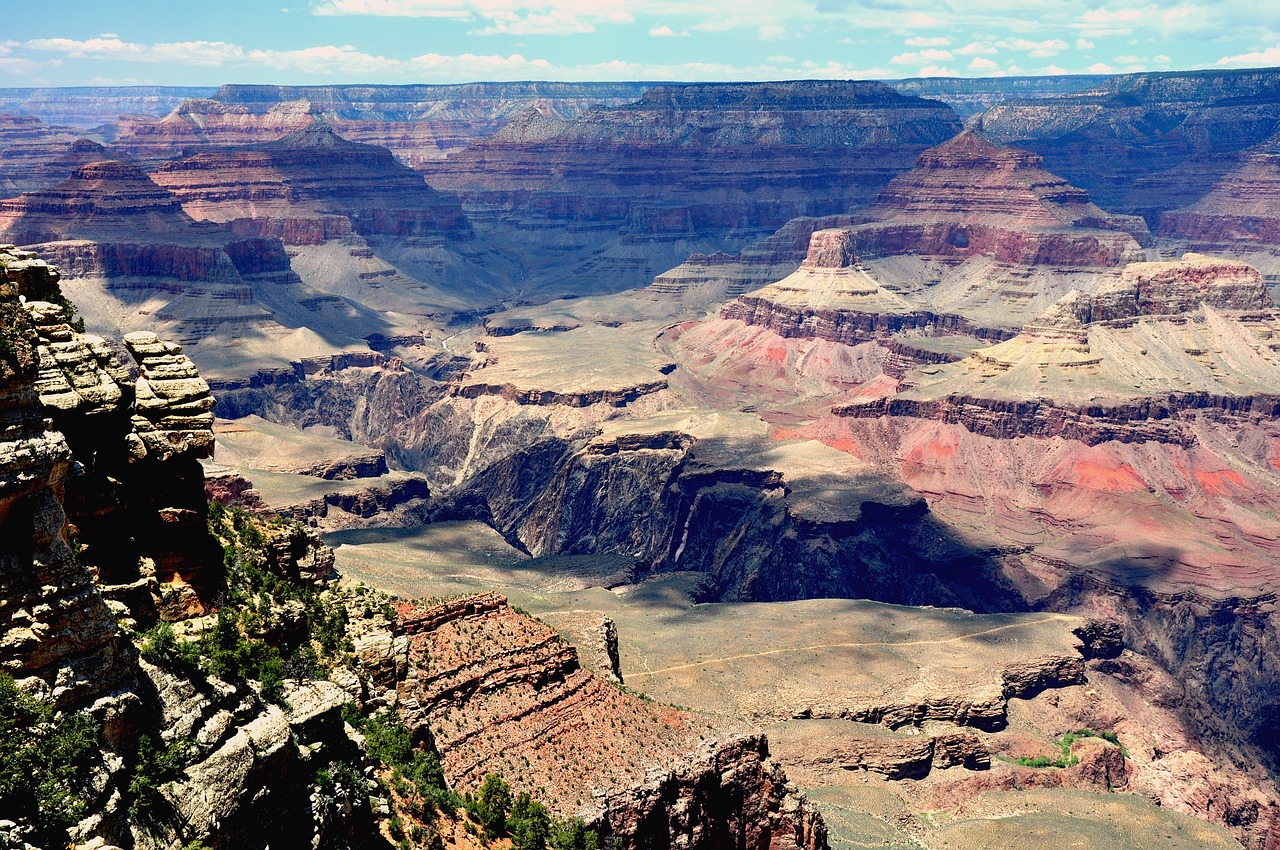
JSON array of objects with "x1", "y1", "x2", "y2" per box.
[
  {"x1": 0, "y1": 247, "x2": 131, "y2": 708},
  {"x1": 831, "y1": 129, "x2": 1148, "y2": 266},
  {"x1": 151, "y1": 123, "x2": 474, "y2": 245},
  {"x1": 830, "y1": 253, "x2": 1280, "y2": 446},
  {"x1": 721, "y1": 294, "x2": 1011, "y2": 347},
  {"x1": 795, "y1": 731, "x2": 990, "y2": 780},
  {"x1": 391, "y1": 593, "x2": 827, "y2": 850},
  {"x1": 981, "y1": 68, "x2": 1280, "y2": 221},
  {"x1": 1069, "y1": 254, "x2": 1274, "y2": 321},
  {"x1": 2, "y1": 245, "x2": 226, "y2": 623}
]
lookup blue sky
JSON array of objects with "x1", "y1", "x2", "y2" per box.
[{"x1": 1, "y1": 0, "x2": 1278, "y2": 86}]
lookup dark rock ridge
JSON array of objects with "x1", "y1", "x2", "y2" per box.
[
  {"x1": 721, "y1": 294, "x2": 1014, "y2": 346},
  {"x1": 425, "y1": 81, "x2": 961, "y2": 227},
  {"x1": 413, "y1": 81, "x2": 961, "y2": 296},
  {"x1": 834, "y1": 391, "x2": 1280, "y2": 446},
  {"x1": 1158, "y1": 143, "x2": 1280, "y2": 247},
  {"x1": 980, "y1": 67, "x2": 1280, "y2": 222}
]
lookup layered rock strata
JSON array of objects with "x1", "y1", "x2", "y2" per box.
[
  {"x1": 391, "y1": 593, "x2": 827, "y2": 850},
  {"x1": 150, "y1": 123, "x2": 473, "y2": 245},
  {"x1": 838, "y1": 254, "x2": 1280, "y2": 445},
  {"x1": 112, "y1": 82, "x2": 651, "y2": 165},
  {"x1": 981, "y1": 68, "x2": 1280, "y2": 221},
  {"x1": 1158, "y1": 143, "x2": 1280, "y2": 248},
  {"x1": 0, "y1": 247, "x2": 130, "y2": 707},
  {"x1": 22, "y1": 273, "x2": 223, "y2": 620}
]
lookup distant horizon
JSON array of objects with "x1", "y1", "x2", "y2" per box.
[
  {"x1": 5, "y1": 63, "x2": 1280, "y2": 94},
  {"x1": 3, "y1": 0, "x2": 1279, "y2": 88}
]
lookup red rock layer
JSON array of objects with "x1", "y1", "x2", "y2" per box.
[
  {"x1": 1158, "y1": 148, "x2": 1280, "y2": 246},
  {"x1": 392, "y1": 594, "x2": 827, "y2": 850}
]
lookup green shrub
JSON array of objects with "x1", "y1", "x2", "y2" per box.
[
  {"x1": 510, "y1": 792, "x2": 552, "y2": 850},
  {"x1": 550, "y1": 818, "x2": 600, "y2": 850},
  {"x1": 129, "y1": 734, "x2": 192, "y2": 817},
  {"x1": 0, "y1": 673, "x2": 99, "y2": 847},
  {"x1": 474, "y1": 773, "x2": 512, "y2": 838}
]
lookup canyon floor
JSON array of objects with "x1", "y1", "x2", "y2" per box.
[{"x1": 330, "y1": 520, "x2": 1243, "y2": 850}]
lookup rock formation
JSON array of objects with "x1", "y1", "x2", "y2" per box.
[
  {"x1": 389, "y1": 592, "x2": 827, "y2": 849},
  {"x1": 112, "y1": 82, "x2": 651, "y2": 166},
  {"x1": 981, "y1": 67, "x2": 1280, "y2": 222},
  {"x1": 0, "y1": 247, "x2": 133, "y2": 708},
  {"x1": 1158, "y1": 140, "x2": 1280, "y2": 249},
  {"x1": 415, "y1": 81, "x2": 962, "y2": 297},
  {"x1": 151, "y1": 122, "x2": 472, "y2": 245}
]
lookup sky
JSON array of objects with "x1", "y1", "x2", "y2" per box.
[{"x1": 1, "y1": 0, "x2": 1278, "y2": 87}]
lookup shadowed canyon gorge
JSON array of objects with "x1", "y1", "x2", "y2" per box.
[{"x1": 4, "y1": 69, "x2": 1280, "y2": 850}]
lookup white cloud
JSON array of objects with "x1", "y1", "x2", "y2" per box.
[
  {"x1": 10, "y1": 32, "x2": 907, "y2": 83},
  {"x1": 1075, "y1": 37, "x2": 1094, "y2": 50},
  {"x1": 905, "y1": 36, "x2": 951, "y2": 47},
  {"x1": 1088, "y1": 61, "x2": 1114, "y2": 73},
  {"x1": 758, "y1": 25, "x2": 786, "y2": 40},
  {"x1": 649, "y1": 24, "x2": 688, "y2": 36},
  {"x1": 998, "y1": 38, "x2": 1068, "y2": 58},
  {"x1": 1217, "y1": 44, "x2": 1280, "y2": 67},
  {"x1": 316, "y1": 0, "x2": 637, "y2": 35},
  {"x1": 968, "y1": 56, "x2": 999, "y2": 71},
  {"x1": 890, "y1": 48, "x2": 954, "y2": 65},
  {"x1": 956, "y1": 41, "x2": 997, "y2": 56},
  {"x1": 916, "y1": 64, "x2": 959, "y2": 76},
  {"x1": 26, "y1": 37, "x2": 246, "y2": 66}
]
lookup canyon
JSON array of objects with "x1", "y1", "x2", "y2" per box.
[{"x1": 4, "y1": 68, "x2": 1280, "y2": 850}]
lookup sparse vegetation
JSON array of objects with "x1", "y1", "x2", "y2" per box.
[
  {"x1": 1001, "y1": 729, "x2": 1125, "y2": 769},
  {"x1": 128, "y1": 734, "x2": 193, "y2": 817},
  {"x1": 137, "y1": 503, "x2": 358, "y2": 703},
  {"x1": 0, "y1": 672, "x2": 100, "y2": 848}
]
